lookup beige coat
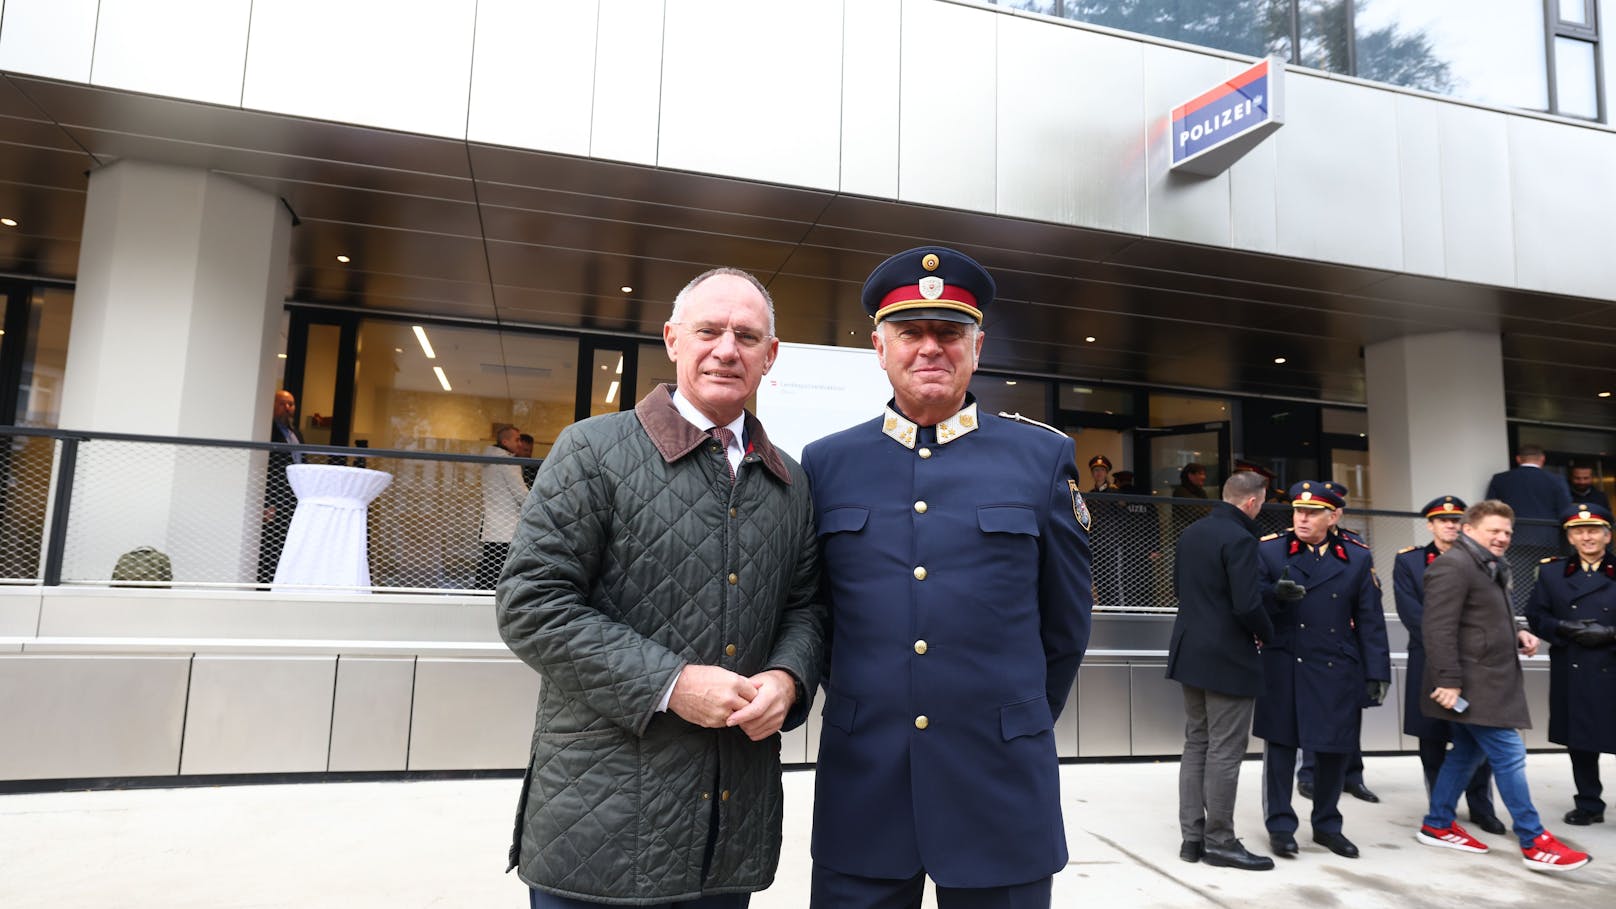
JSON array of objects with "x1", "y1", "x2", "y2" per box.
[{"x1": 1420, "y1": 539, "x2": 1532, "y2": 730}]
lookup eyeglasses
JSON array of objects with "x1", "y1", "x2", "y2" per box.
[{"x1": 671, "y1": 322, "x2": 772, "y2": 350}]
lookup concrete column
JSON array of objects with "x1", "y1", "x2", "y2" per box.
[
  {"x1": 1365, "y1": 331, "x2": 1509, "y2": 511},
  {"x1": 53, "y1": 161, "x2": 293, "y2": 584}
]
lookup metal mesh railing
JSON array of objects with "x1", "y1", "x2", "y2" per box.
[
  {"x1": 0, "y1": 427, "x2": 1575, "y2": 601},
  {"x1": 1086, "y1": 492, "x2": 1565, "y2": 616},
  {"x1": 0, "y1": 432, "x2": 58, "y2": 583}
]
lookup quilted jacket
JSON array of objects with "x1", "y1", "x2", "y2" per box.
[{"x1": 496, "y1": 384, "x2": 823, "y2": 904}]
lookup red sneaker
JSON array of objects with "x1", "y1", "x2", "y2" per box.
[
  {"x1": 1522, "y1": 831, "x2": 1590, "y2": 872},
  {"x1": 1417, "y1": 822, "x2": 1489, "y2": 854}
]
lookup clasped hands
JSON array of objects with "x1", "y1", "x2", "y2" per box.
[
  {"x1": 1558, "y1": 618, "x2": 1616, "y2": 648},
  {"x1": 669, "y1": 664, "x2": 796, "y2": 741}
]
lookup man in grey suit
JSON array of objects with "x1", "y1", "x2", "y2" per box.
[{"x1": 1169, "y1": 470, "x2": 1276, "y2": 870}]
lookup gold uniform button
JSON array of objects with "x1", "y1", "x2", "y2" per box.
[
  {"x1": 915, "y1": 715, "x2": 929, "y2": 730},
  {"x1": 913, "y1": 566, "x2": 927, "y2": 581},
  {"x1": 914, "y1": 501, "x2": 927, "y2": 514},
  {"x1": 918, "y1": 448, "x2": 932, "y2": 459},
  {"x1": 724, "y1": 643, "x2": 736, "y2": 657},
  {"x1": 914, "y1": 640, "x2": 927, "y2": 654},
  {"x1": 728, "y1": 572, "x2": 738, "y2": 585}
]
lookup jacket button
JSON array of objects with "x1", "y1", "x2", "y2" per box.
[
  {"x1": 702, "y1": 792, "x2": 710, "y2": 800},
  {"x1": 914, "y1": 640, "x2": 927, "y2": 654},
  {"x1": 915, "y1": 715, "x2": 929, "y2": 729},
  {"x1": 1296, "y1": 657, "x2": 1302, "y2": 663},
  {"x1": 721, "y1": 790, "x2": 731, "y2": 801},
  {"x1": 729, "y1": 507, "x2": 737, "y2": 518},
  {"x1": 1299, "y1": 623, "x2": 1306, "y2": 629},
  {"x1": 728, "y1": 572, "x2": 738, "y2": 585},
  {"x1": 725, "y1": 643, "x2": 736, "y2": 656},
  {"x1": 913, "y1": 566, "x2": 927, "y2": 581},
  {"x1": 918, "y1": 448, "x2": 932, "y2": 459},
  {"x1": 914, "y1": 501, "x2": 927, "y2": 514}
]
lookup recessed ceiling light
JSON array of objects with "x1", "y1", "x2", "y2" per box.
[
  {"x1": 433, "y1": 366, "x2": 452, "y2": 391},
  {"x1": 0, "y1": 218, "x2": 16, "y2": 227},
  {"x1": 1359, "y1": 432, "x2": 1366, "y2": 438},
  {"x1": 620, "y1": 286, "x2": 633, "y2": 294},
  {"x1": 336, "y1": 254, "x2": 351, "y2": 264},
  {"x1": 1005, "y1": 380, "x2": 1017, "y2": 386},
  {"x1": 1084, "y1": 336, "x2": 1096, "y2": 343},
  {"x1": 412, "y1": 325, "x2": 436, "y2": 359},
  {"x1": 276, "y1": 353, "x2": 287, "y2": 359},
  {"x1": 1600, "y1": 391, "x2": 1612, "y2": 398},
  {"x1": 394, "y1": 347, "x2": 403, "y2": 353},
  {"x1": 1273, "y1": 357, "x2": 1287, "y2": 364}
]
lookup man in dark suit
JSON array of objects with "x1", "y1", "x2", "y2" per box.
[
  {"x1": 1417, "y1": 500, "x2": 1589, "y2": 873},
  {"x1": 257, "y1": 389, "x2": 303, "y2": 585},
  {"x1": 1169, "y1": 470, "x2": 1276, "y2": 870},
  {"x1": 1254, "y1": 481, "x2": 1390, "y2": 861},
  {"x1": 1395, "y1": 496, "x2": 1503, "y2": 834},
  {"x1": 1485, "y1": 444, "x2": 1572, "y2": 610},
  {"x1": 803, "y1": 246, "x2": 1092, "y2": 909},
  {"x1": 1525, "y1": 503, "x2": 1616, "y2": 827}
]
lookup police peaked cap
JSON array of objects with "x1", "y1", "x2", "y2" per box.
[{"x1": 862, "y1": 246, "x2": 995, "y2": 325}]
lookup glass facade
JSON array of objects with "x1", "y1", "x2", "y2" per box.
[
  {"x1": 988, "y1": 0, "x2": 1600, "y2": 120},
  {"x1": 13, "y1": 287, "x2": 73, "y2": 428}
]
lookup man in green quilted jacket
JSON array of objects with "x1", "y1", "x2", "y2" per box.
[{"x1": 497, "y1": 267, "x2": 824, "y2": 908}]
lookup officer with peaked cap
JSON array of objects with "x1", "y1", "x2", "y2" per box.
[
  {"x1": 1525, "y1": 503, "x2": 1616, "y2": 825},
  {"x1": 801, "y1": 246, "x2": 1092, "y2": 908},
  {"x1": 1088, "y1": 454, "x2": 1115, "y2": 492},
  {"x1": 1254, "y1": 481, "x2": 1391, "y2": 861},
  {"x1": 1394, "y1": 496, "x2": 1504, "y2": 834}
]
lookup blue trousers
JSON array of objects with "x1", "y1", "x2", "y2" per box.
[
  {"x1": 810, "y1": 864, "x2": 1051, "y2": 909},
  {"x1": 1423, "y1": 724, "x2": 1543, "y2": 848}
]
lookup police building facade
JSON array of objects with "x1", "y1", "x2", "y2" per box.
[{"x1": 0, "y1": 0, "x2": 1613, "y2": 782}]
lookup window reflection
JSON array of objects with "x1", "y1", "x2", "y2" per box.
[
  {"x1": 14, "y1": 287, "x2": 73, "y2": 428},
  {"x1": 1062, "y1": 0, "x2": 1293, "y2": 61},
  {"x1": 1297, "y1": 0, "x2": 1350, "y2": 75},
  {"x1": 1555, "y1": 36, "x2": 1599, "y2": 118},
  {"x1": 1355, "y1": 0, "x2": 1546, "y2": 110}
]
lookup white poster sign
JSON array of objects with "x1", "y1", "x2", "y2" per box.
[{"x1": 756, "y1": 341, "x2": 890, "y2": 461}]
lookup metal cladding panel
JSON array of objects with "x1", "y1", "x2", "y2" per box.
[
  {"x1": 1128, "y1": 663, "x2": 1183, "y2": 756},
  {"x1": 467, "y1": 0, "x2": 599, "y2": 156},
  {"x1": 1273, "y1": 73, "x2": 1403, "y2": 270},
  {"x1": 995, "y1": 15, "x2": 1147, "y2": 236},
  {"x1": 1054, "y1": 678, "x2": 1079, "y2": 758},
  {"x1": 659, "y1": 0, "x2": 843, "y2": 191},
  {"x1": 1436, "y1": 104, "x2": 1517, "y2": 288},
  {"x1": 242, "y1": 0, "x2": 477, "y2": 140},
  {"x1": 840, "y1": 0, "x2": 902, "y2": 198},
  {"x1": 1393, "y1": 94, "x2": 1447, "y2": 278},
  {"x1": 0, "y1": 589, "x2": 41, "y2": 637},
  {"x1": 0, "y1": 0, "x2": 97, "y2": 82},
  {"x1": 408, "y1": 657, "x2": 540, "y2": 771},
  {"x1": 1228, "y1": 124, "x2": 1278, "y2": 254},
  {"x1": 1519, "y1": 665, "x2": 1553, "y2": 749},
  {"x1": 1508, "y1": 116, "x2": 1616, "y2": 300},
  {"x1": 1076, "y1": 663, "x2": 1132, "y2": 757},
  {"x1": 591, "y1": 0, "x2": 665, "y2": 166},
  {"x1": 0, "y1": 655, "x2": 189, "y2": 781},
  {"x1": 180, "y1": 655, "x2": 337, "y2": 775},
  {"x1": 1361, "y1": 672, "x2": 1402, "y2": 751},
  {"x1": 1142, "y1": 44, "x2": 1231, "y2": 247},
  {"x1": 328, "y1": 656, "x2": 416, "y2": 772},
  {"x1": 89, "y1": 0, "x2": 252, "y2": 108},
  {"x1": 897, "y1": 0, "x2": 997, "y2": 212}
]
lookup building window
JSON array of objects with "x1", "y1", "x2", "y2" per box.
[{"x1": 1549, "y1": 0, "x2": 1604, "y2": 119}]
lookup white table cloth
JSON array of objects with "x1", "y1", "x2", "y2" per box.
[{"x1": 272, "y1": 464, "x2": 393, "y2": 593}]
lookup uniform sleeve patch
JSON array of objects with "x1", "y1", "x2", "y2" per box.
[{"x1": 1068, "y1": 479, "x2": 1091, "y2": 532}]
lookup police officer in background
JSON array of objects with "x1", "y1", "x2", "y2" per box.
[
  {"x1": 1088, "y1": 454, "x2": 1115, "y2": 492},
  {"x1": 1525, "y1": 504, "x2": 1616, "y2": 826},
  {"x1": 802, "y1": 246, "x2": 1093, "y2": 909},
  {"x1": 1567, "y1": 462, "x2": 1610, "y2": 511},
  {"x1": 1255, "y1": 482, "x2": 1391, "y2": 861},
  {"x1": 1395, "y1": 496, "x2": 1504, "y2": 834}
]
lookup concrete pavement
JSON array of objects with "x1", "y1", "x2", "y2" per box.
[{"x1": 2, "y1": 754, "x2": 1611, "y2": 907}]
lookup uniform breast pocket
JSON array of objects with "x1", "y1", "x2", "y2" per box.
[
  {"x1": 818, "y1": 505, "x2": 869, "y2": 538},
  {"x1": 975, "y1": 505, "x2": 1041, "y2": 586}
]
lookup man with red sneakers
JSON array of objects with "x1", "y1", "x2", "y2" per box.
[{"x1": 1415, "y1": 500, "x2": 1591, "y2": 873}]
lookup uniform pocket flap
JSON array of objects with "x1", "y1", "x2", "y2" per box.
[
  {"x1": 1000, "y1": 696, "x2": 1053, "y2": 741},
  {"x1": 819, "y1": 506, "x2": 870, "y2": 536},
  {"x1": 823, "y1": 690, "x2": 858, "y2": 733},
  {"x1": 977, "y1": 504, "x2": 1039, "y2": 536}
]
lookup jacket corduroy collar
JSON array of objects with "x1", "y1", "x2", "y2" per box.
[{"x1": 634, "y1": 383, "x2": 792, "y2": 485}]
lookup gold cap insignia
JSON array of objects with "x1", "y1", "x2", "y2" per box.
[{"x1": 922, "y1": 253, "x2": 940, "y2": 271}]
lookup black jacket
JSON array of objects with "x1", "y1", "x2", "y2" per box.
[{"x1": 1167, "y1": 501, "x2": 1274, "y2": 697}]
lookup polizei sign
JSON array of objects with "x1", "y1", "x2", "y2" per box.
[{"x1": 1170, "y1": 56, "x2": 1285, "y2": 176}]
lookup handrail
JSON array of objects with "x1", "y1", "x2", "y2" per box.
[{"x1": 0, "y1": 425, "x2": 541, "y2": 468}]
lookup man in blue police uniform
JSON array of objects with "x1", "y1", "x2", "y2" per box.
[
  {"x1": 1524, "y1": 503, "x2": 1616, "y2": 826},
  {"x1": 1298, "y1": 481, "x2": 1379, "y2": 805},
  {"x1": 1254, "y1": 481, "x2": 1391, "y2": 861},
  {"x1": 802, "y1": 246, "x2": 1093, "y2": 909},
  {"x1": 1395, "y1": 496, "x2": 1504, "y2": 834}
]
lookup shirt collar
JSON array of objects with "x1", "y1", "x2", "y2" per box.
[
  {"x1": 881, "y1": 401, "x2": 979, "y2": 450},
  {"x1": 670, "y1": 389, "x2": 746, "y2": 446}
]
